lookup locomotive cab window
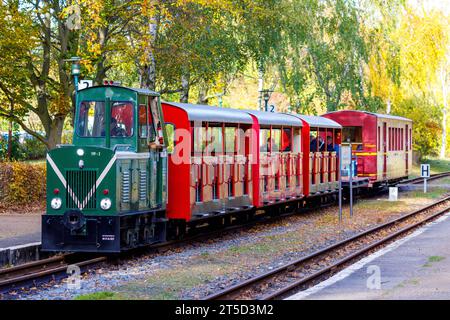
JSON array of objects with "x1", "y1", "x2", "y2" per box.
[
  {"x1": 77, "y1": 101, "x2": 105, "y2": 137},
  {"x1": 149, "y1": 97, "x2": 163, "y2": 143},
  {"x1": 111, "y1": 101, "x2": 134, "y2": 137},
  {"x1": 138, "y1": 104, "x2": 148, "y2": 138}
]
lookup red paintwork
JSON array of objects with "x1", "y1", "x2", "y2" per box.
[
  {"x1": 161, "y1": 103, "x2": 344, "y2": 221},
  {"x1": 161, "y1": 103, "x2": 191, "y2": 221},
  {"x1": 249, "y1": 115, "x2": 261, "y2": 208},
  {"x1": 300, "y1": 121, "x2": 311, "y2": 195},
  {"x1": 323, "y1": 111, "x2": 377, "y2": 181}
]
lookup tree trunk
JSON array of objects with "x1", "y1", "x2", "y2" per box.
[
  {"x1": 94, "y1": 27, "x2": 109, "y2": 86},
  {"x1": 46, "y1": 117, "x2": 65, "y2": 150},
  {"x1": 7, "y1": 119, "x2": 12, "y2": 161},
  {"x1": 180, "y1": 72, "x2": 190, "y2": 103},
  {"x1": 258, "y1": 64, "x2": 264, "y2": 110},
  {"x1": 140, "y1": 14, "x2": 159, "y2": 90},
  {"x1": 197, "y1": 86, "x2": 209, "y2": 105}
]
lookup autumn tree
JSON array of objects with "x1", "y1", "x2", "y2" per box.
[{"x1": 0, "y1": 0, "x2": 80, "y2": 149}]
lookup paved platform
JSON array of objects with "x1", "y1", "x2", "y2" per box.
[
  {"x1": 287, "y1": 211, "x2": 450, "y2": 300},
  {"x1": 0, "y1": 215, "x2": 41, "y2": 248}
]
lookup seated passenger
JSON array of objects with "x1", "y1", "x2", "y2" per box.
[
  {"x1": 318, "y1": 136, "x2": 325, "y2": 151},
  {"x1": 267, "y1": 137, "x2": 276, "y2": 152},
  {"x1": 326, "y1": 136, "x2": 336, "y2": 152},
  {"x1": 310, "y1": 135, "x2": 317, "y2": 152}
]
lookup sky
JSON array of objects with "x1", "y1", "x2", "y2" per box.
[{"x1": 409, "y1": 0, "x2": 450, "y2": 15}]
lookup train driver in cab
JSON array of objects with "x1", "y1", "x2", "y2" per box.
[{"x1": 110, "y1": 117, "x2": 127, "y2": 137}]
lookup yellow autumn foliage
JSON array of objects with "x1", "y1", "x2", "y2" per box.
[{"x1": 0, "y1": 162, "x2": 46, "y2": 208}]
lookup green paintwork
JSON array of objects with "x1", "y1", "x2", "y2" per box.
[
  {"x1": 46, "y1": 85, "x2": 168, "y2": 217},
  {"x1": 46, "y1": 146, "x2": 116, "y2": 216}
]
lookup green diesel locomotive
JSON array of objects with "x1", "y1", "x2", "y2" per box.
[{"x1": 42, "y1": 85, "x2": 168, "y2": 252}]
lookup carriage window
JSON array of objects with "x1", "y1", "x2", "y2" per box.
[
  {"x1": 342, "y1": 126, "x2": 362, "y2": 144},
  {"x1": 225, "y1": 127, "x2": 236, "y2": 154},
  {"x1": 260, "y1": 129, "x2": 270, "y2": 152},
  {"x1": 282, "y1": 128, "x2": 292, "y2": 152},
  {"x1": 293, "y1": 128, "x2": 301, "y2": 153},
  {"x1": 165, "y1": 123, "x2": 175, "y2": 154},
  {"x1": 207, "y1": 126, "x2": 223, "y2": 154},
  {"x1": 401, "y1": 128, "x2": 404, "y2": 150},
  {"x1": 377, "y1": 126, "x2": 381, "y2": 151},
  {"x1": 138, "y1": 105, "x2": 147, "y2": 138},
  {"x1": 270, "y1": 129, "x2": 281, "y2": 152},
  {"x1": 77, "y1": 101, "x2": 106, "y2": 137},
  {"x1": 310, "y1": 130, "x2": 318, "y2": 152},
  {"x1": 193, "y1": 126, "x2": 206, "y2": 155}
]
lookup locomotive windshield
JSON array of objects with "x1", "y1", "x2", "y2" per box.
[
  {"x1": 77, "y1": 101, "x2": 105, "y2": 137},
  {"x1": 77, "y1": 101, "x2": 134, "y2": 138}
]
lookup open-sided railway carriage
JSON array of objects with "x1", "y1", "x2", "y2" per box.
[
  {"x1": 41, "y1": 84, "x2": 409, "y2": 253},
  {"x1": 161, "y1": 102, "x2": 255, "y2": 234}
]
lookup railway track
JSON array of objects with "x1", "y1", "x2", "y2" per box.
[
  {"x1": 1, "y1": 172, "x2": 449, "y2": 298},
  {"x1": 204, "y1": 195, "x2": 450, "y2": 300},
  {"x1": 0, "y1": 254, "x2": 107, "y2": 295},
  {"x1": 0, "y1": 204, "x2": 335, "y2": 297},
  {"x1": 400, "y1": 171, "x2": 450, "y2": 185}
]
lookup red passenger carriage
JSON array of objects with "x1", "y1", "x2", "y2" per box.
[
  {"x1": 244, "y1": 110, "x2": 304, "y2": 207},
  {"x1": 162, "y1": 102, "x2": 255, "y2": 225},
  {"x1": 323, "y1": 111, "x2": 413, "y2": 186}
]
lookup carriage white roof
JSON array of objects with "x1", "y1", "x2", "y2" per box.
[
  {"x1": 163, "y1": 102, "x2": 253, "y2": 124},
  {"x1": 325, "y1": 110, "x2": 412, "y2": 122},
  {"x1": 244, "y1": 110, "x2": 302, "y2": 127},
  {"x1": 367, "y1": 112, "x2": 412, "y2": 122},
  {"x1": 288, "y1": 114, "x2": 342, "y2": 129}
]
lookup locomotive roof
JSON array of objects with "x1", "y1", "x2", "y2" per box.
[
  {"x1": 244, "y1": 110, "x2": 303, "y2": 127},
  {"x1": 163, "y1": 102, "x2": 253, "y2": 124},
  {"x1": 78, "y1": 85, "x2": 160, "y2": 96},
  {"x1": 288, "y1": 114, "x2": 342, "y2": 129},
  {"x1": 326, "y1": 110, "x2": 412, "y2": 122}
]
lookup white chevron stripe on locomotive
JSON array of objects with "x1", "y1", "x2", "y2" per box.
[
  {"x1": 79, "y1": 155, "x2": 117, "y2": 210},
  {"x1": 47, "y1": 153, "x2": 117, "y2": 211}
]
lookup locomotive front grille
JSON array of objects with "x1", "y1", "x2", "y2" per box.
[{"x1": 66, "y1": 170, "x2": 97, "y2": 209}]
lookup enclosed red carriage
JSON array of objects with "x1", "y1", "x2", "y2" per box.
[{"x1": 323, "y1": 110, "x2": 413, "y2": 186}]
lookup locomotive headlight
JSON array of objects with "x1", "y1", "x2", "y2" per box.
[
  {"x1": 76, "y1": 148, "x2": 84, "y2": 156},
  {"x1": 100, "y1": 198, "x2": 112, "y2": 210},
  {"x1": 51, "y1": 197, "x2": 62, "y2": 210}
]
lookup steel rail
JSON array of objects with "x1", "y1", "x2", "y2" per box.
[
  {"x1": 401, "y1": 171, "x2": 450, "y2": 185},
  {"x1": 203, "y1": 195, "x2": 450, "y2": 300},
  {"x1": 0, "y1": 255, "x2": 107, "y2": 293},
  {"x1": 2, "y1": 173, "x2": 448, "y2": 297}
]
